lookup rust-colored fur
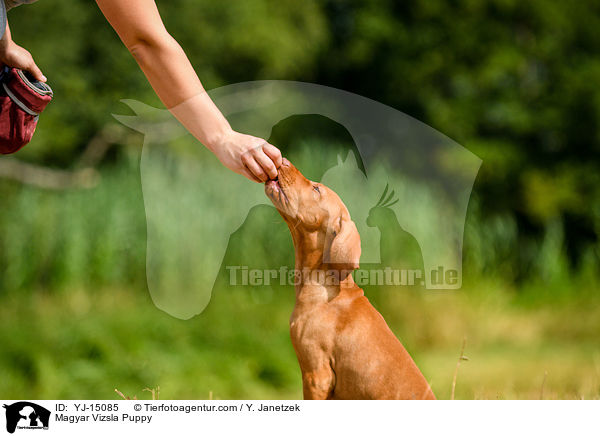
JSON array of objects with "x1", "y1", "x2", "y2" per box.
[{"x1": 265, "y1": 158, "x2": 435, "y2": 400}]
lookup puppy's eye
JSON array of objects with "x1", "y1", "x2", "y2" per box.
[{"x1": 313, "y1": 185, "x2": 320, "y2": 193}]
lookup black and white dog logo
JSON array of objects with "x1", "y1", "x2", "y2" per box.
[{"x1": 3, "y1": 402, "x2": 50, "y2": 433}]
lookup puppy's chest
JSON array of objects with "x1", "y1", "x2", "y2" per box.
[{"x1": 290, "y1": 304, "x2": 340, "y2": 347}]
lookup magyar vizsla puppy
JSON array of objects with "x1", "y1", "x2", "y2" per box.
[{"x1": 265, "y1": 158, "x2": 435, "y2": 400}]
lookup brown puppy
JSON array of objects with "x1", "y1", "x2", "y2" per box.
[{"x1": 265, "y1": 158, "x2": 435, "y2": 400}]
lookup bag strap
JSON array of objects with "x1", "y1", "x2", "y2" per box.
[{"x1": 2, "y1": 82, "x2": 39, "y2": 116}]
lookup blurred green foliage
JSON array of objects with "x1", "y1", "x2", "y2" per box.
[{"x1": 7, "y1": 0, "x2": 599, "y2": 277}]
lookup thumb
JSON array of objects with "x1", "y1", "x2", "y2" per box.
[{"x1": 27, "y1": 59, "x2": 46, "y2": 83}]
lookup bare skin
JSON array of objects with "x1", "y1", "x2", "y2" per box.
[
  {"x1": 0, "y1": 0, "x2": 281, "y2": 183},
  {"x1": 265, "y1": 158, "x2": 435, "y2": 400}
]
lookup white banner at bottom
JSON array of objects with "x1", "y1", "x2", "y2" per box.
[{"x1": 0, "y1": 400, "x2": 597, "y2": 435}]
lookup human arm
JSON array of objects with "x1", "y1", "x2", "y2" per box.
[{"x1": 95, "y1": 0, "x2": 281, "y2": 182}]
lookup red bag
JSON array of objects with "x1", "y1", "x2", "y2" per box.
[{"x1": 0, "y1": 66, "x2": 53, "y2": 154}]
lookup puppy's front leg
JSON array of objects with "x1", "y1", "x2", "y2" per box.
[
  {"x1": 301, "y1": 367, "x2": 335, "y2": 400},
  {"x1": 291, "y1": 317, "x2": 336, "y2": 399}
]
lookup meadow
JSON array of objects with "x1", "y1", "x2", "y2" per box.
[{"x1": 1, "y1": 138, "x2": 598, "y2": 400}]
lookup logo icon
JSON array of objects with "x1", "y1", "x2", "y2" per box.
[{"x1": 3, "y1": 402, "x2": 50, "y2": 434}]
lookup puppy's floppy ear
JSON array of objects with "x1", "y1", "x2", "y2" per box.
[{"x1": 325, "y1": 214, "x2": 361, "y2": 271}]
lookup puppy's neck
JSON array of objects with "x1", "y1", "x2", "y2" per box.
[
  {"x1": 294, "y1": 265, "x2": 357, "y2": 304},
  {"x1": 290, "y1": 227, "x2": 322, "y2": 271},
  {"x1": 289, "y1": 225, "x2": 359, "y2": 304}
]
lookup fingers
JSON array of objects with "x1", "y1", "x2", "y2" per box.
[
  {"x1": 253, "y1": 148, "x2": 278, "y2": 180},
  {"x1": 262, "y1": 143, "x2": 283, "y2": 169},
  {"x1": 241, "y1": 152, "x2": 269, "y2": 182},
  {"x1": 0, "y1": 42, "x2": 48, "y2": 82},
  {"x1": 27, "y1": 60, "x2": 46, "y2": 82},
  {"x1": 214, "y1": 131, "x2": 282, "y2": 183},
  {"x1": 240, "y1": 167, "x2": 263, "y2": 183},
  {"x1": 21, "y1": 49, "x2": 47, "y2": 82},
  {"x1": 242, "y1": 143, "x2": 281, "y2": 181}
]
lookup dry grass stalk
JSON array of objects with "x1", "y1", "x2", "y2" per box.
[
  {"x1": 143, "y1": 386, "x2": 160, "y2": 401},
  {"x1": 451, "y1": 336, "x2": 469, "y2": 400},
  {"x1": 539, "y1": 371, "x2": 548, "y2": 400},
  {"x1": 115, "y1": 386, "x2": 160, "y2": 400}
]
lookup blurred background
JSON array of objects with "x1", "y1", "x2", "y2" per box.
[{"x1": 0, "y1": 0, "x2": 599, "y2": 399}]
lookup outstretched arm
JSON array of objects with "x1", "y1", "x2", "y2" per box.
[{"x1": 95, "y1": 0, "x2": 281, "y2": 182}]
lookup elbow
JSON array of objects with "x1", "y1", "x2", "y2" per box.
[{"x1": 126, "y1": 31, "x2": 178, "y2": 65}]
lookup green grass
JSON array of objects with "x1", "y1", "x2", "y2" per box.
[
  {"x1": 0, "y1": 282, "x2": 598, "y2": 399},
  {"x1": 0, "y1": 141, "x2": 599, "y2": 399}
]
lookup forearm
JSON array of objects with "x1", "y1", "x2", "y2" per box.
[
  {"x1": 0, "y1": 22, "x2": 12, "y2": 58},
  {"x1": 0, "y1": 22, "x2": 11, "y2": 50},
  {"x1": 95, "y1": 0, "x2": 281, "y2": 182},
  {"x1": 95, "y1": 0, "x2": 231, "y2": 149},
  {"x1": 129, "y1": 36, "x2": 231, "y2": 149}
]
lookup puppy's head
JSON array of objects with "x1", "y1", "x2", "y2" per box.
[{"x1": 265, "y1": 158, "x2": 361, "y2": 271}]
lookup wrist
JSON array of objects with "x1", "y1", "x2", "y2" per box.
[
  {"x1": 0, "y1": 22, "x2": 11, "y2": 54},
  {"x1": 204, "y1": 124, "x2": 234, "y2": 152},
  {"x1": 0, "y1": 39, "x2": 13, "y2": 62},
  {"x1": 167, "y1": 91, "x2": 233, "y2": 152}
]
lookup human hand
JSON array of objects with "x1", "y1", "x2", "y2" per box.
[
  {"x1": 211, "y1": 130, "x2": 283, "y2": 183},
  {"x1": 0, "y1": 40, "x2": 46, "y2": 82}
]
